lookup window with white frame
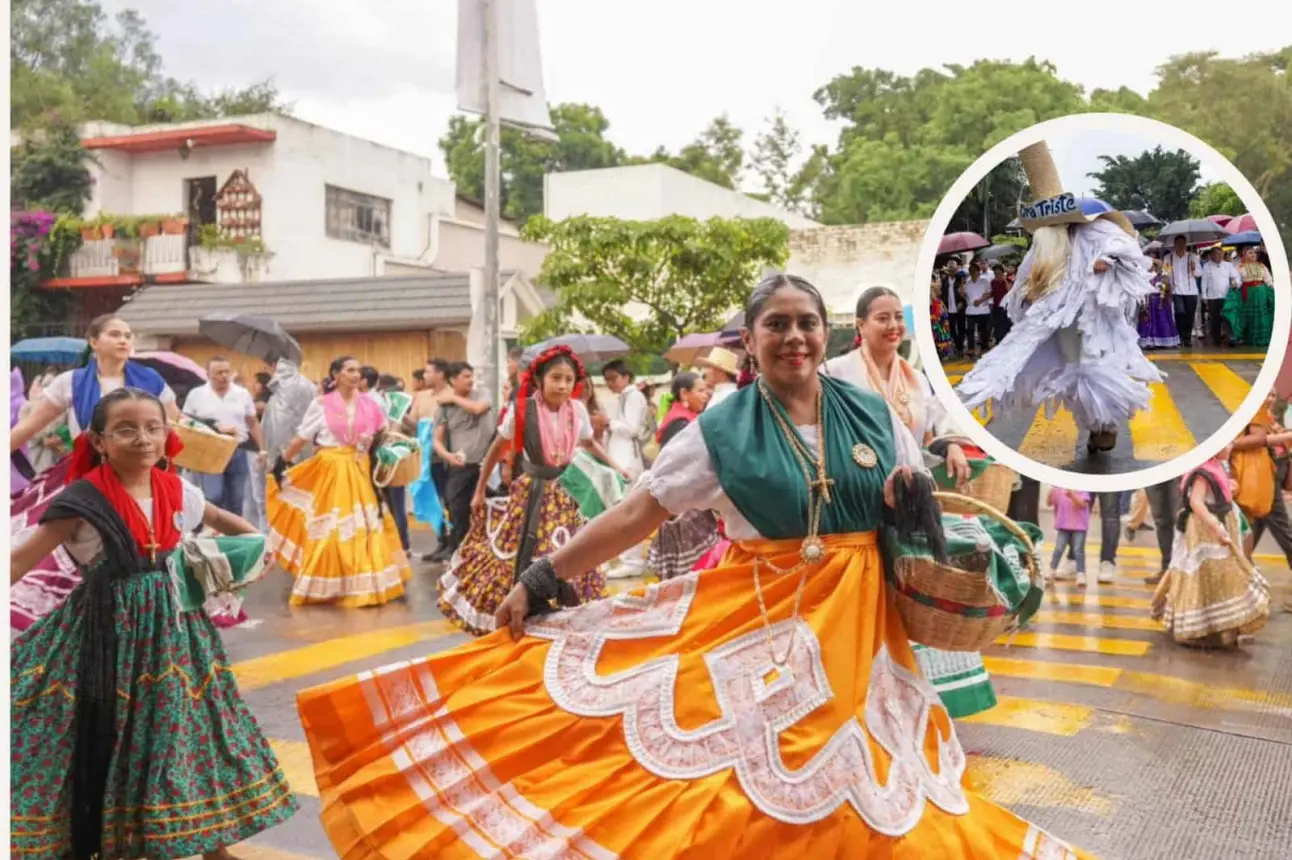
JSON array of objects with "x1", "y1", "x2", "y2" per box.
[{"x1": 325, "y1": 185, "x2": 391, "y2": 247}]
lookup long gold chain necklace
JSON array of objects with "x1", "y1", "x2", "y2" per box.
[{"x1": 752, "y1": 381, "x2": 833, "y2": 665}]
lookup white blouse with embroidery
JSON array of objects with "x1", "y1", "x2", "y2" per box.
[
  {"x1": 822, "y1": 350, "x2": 958, "y2": 442},
  {"x1": 643, "y1": 408, "x2": 924, "y2": 541},
  {"x1": 64, "y1": 478, "x2": 207, "y2": 566}
]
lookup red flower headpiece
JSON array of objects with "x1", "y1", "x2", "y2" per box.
[
  {"x1": 68, "y1": 426, "x2": 185, "y2": 481},
  {"x1": 511, "y1": 345, "x2": 587, "y2": 454}
]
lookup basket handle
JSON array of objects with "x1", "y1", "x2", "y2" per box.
[{"x1": 932, "y1": 491, "x2": 1040, "y2": 583}]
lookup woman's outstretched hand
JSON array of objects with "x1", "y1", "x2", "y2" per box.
[
  {"x1": 495, "y1": 584, "x2": 531, "y2": 640},
  {"x1": 945, "y1": 443, "x2": 972, "y2": 489},
  {"x1": 883, "y1": 465, "x2": 914, "y2": 508}
]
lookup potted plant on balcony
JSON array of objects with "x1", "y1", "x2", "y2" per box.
[
  {"x1": 161, "y1": 214, "x2": 189, "y2": 235},
  {"x1": 137, "y1": 215, "x2": 162, "y2": 239}
]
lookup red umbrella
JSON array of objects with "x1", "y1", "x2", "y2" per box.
[
  {"x1": 938, "y1": 232, "x2": 991, "y2": 255},
  {"x1": 133, "y1": 350, "x2": 208, "y2": 388},
  {"x1": 1227, "y1": 213, "x2": 1259, "y2": 233},
  {"x1": 1206, "y1": 214, "x2": 1234, "y2": 229}
]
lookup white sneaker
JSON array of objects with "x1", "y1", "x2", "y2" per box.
[
  {"x1": 1098, "y1": 561, "x2": 1117, "y2": 584},
  {"x1": 1059, "y1": 558, "x2": 1076, "y2": 576}
]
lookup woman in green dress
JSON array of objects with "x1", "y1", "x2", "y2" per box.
[
  {"x1": 1222, "y1": 246, "x2": 1276, "y2": 348},
  {"x1": 10, "y1": 387, "x2": 296, "y2": 860}
]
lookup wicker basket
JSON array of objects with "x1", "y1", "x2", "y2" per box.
[
  {"x1": 939, "y1": 462, "x2": 1015, "y2": 515},
  {"x1": 892, "y1": 491, "x2": 1041, "y2": 652},
  {"x1": 387, "y1": 449, "x2": 421, "y2": 487},
  {"x1": 170, "y1": 422, "x2": 237, "y2": 475}
]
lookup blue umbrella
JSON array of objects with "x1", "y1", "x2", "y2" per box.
[
  {"x1": 11, "y1": 336, "x2": 87, "y2": 364},
  {"x1": 1224, "y1": 230, "x2": 1263, "y2": 247}
]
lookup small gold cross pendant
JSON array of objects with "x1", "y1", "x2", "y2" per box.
[{"x1": 811, "y1": 474, "x2": 835, "y2": 503}]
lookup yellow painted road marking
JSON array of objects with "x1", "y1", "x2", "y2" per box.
[
  {"x1": 1032, "y1": 610, "x2": 1164, "y2": 631},
  {"x1": 984, "y1": 657, "x2": 1292, "y2": 714},
  {"x1": 232, "y1": 620, "x2": 458, "y2": 690},
  {"x1": 1050, "y1": 580, "x2": 1161, "y2": 593},
  {"x1": 1045, "y1": 593, "x2": 1154, "y2": 610},
  {"x1": 1018, "y1": 406, "x2": 1078, "y2": 466},
  {"x1": 1102, "y1": 543, "x2": 1287, "y2": 564},
  {"x1": 961, "y1": 695, "x2": 1093, "y2": 736},
  {"x1": 1189, "y1": 361, "x2": 1252, "y2": 413},
  {"x1": 995, "y1": 631, "x2": 1152, "y2": 656},
  {"x1": 944, "y1": 354, "x2": 1263, "y2": 374},
  {"x1": 1129, "y1": 381, "x2": 1195, "y2": 462},
  {"x1": 269, "y1": 738, "x2": 319, "y2": 797},
  {"x1": 966, "y1": 754, "x2": 1113, "y2": 816}
]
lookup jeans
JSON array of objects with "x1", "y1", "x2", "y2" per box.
[
  {"x1": 193, "y1": 447, "x2": 249, "y2": 517},
  {"x1": 949, "y1": 312, "x2": 966, "y2": 354},
  {"x1": 384, "y1": 485, "x2": 410, "y2": 551},
  {"x1": 443, "y1": 463, "x2": 482, "y2": 553},
  {"x1": 1104, "y1": 483, "x2": 1176, "y2": 573},
  {"x1": 1174, "y1": 295, "x2": 1198, "y2": 347},
  {"x1": 1050, "y1": 529, "x2": 1087, "y2": 573},
  {"x1": 431, "y1": 460, "x2": 451, "y2": 541},
  {"x1": 243, "y1": 452, "x2": 266, "y2": 531}
]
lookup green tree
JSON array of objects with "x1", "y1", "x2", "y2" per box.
[
  {"x1": 638, "y1": 116, "x2": 746, "y2": 189},
  {"x1": 520, "y1": 215, "x2": 790, "y2": 364},
  {"x1": 810, "y1": 59, "x2": 1089, "y2": 225},
  {"x1": 1188, "y1": 182, "x2": 1246, "y2": 219},
  {"x1": 10, "y1": 118, "x2": 95, "y2": 214},
  {"x1": 1087, "y1": 146, "x2": 1201, "y2": 221},
  {"x1": 438, "y1": 103, "x2": 626, "y2": 224},
  {"x1": 949, "y1": 157, "x2": 1028, "y2": 237},
  {"x1": 1146, "y1": 48, "x2": 1292, "y2": 247},
  {"x1": 10, "y1": 0, "x2": 289, "y2": 130},
  {"x1": 751, "y1": 109, "x2": 802, "y2": 210}
]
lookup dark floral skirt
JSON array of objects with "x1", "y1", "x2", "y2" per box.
[
  {"x1": 11, "y1": 570, "x2": 297, "y2": 859},
  {"x1": 648, "y1": 509, "x2": 721, "y2": 580},
  {"x1": 438, "y1": 474, "x2": 605, "y2": 635}
]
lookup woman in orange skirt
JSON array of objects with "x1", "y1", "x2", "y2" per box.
[
  {"x1": 296, "y1": 276, "x2": 1088, "y2": 858},
  {"x1": 267, "y1": 356, "x2": 411, "y2": 607}
]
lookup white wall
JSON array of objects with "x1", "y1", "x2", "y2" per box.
[
  {"x1": 544, "y1": 163, "x2": 819, "y2": 229},
  {"x1": 79, "y1": 114, "x2": 457, "y2": 283},
  {"x1": 787, "y1": 221, "x2": 931, "y2": 318}
]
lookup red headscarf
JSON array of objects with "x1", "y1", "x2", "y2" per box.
[
  {"x1": 69, "y1": 429, "x2": 186, "y2": 560},
  {"x1": 511, "y1": 346, "x2": 587, "y2": 455}
]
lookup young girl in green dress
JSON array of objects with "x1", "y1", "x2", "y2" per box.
[{"x1": 10, "y1": 386, "x2": 296, "y2": 860}]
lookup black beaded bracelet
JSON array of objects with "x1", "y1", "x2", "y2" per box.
[{"x1": 518, "y1": 557, "x2": 578, "y2": 617}]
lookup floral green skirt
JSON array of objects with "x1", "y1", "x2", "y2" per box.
[
  {"x1": 1222, "y1": 284, "x2": 1274, "y2": 348},
  {"x1": 11, "y1": 569, "x2": 297, "y2": 860}
]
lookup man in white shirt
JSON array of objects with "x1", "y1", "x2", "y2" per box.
[
  {"x1": 182, "y1": 356, "x2": 264, "y2": 515},
  {"x1": 697, "y1": 347, "x2": 740, "y2": 408},
  {"x1": 602, "y1": 359, "x2": 649, "y2": 480},
  {"x1": 1167, "y1": 236, "x2": 1200, "y2": 348},
  {"x1": 1200, "y1": 245, "x2": 1240, "y2": 346},
  {"x1": 962, "y1": 261, "x2": 994, "y2": 358}
]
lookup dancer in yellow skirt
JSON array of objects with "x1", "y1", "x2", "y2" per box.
[
  {"x1": 268, "y1": 356, "x2": 411, "y2": 607},
  {"x1": 296, "y1": 276, "x2": 1088, "y2": 858}
]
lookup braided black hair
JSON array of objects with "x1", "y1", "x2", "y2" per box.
[{"x1": 890, "y1": 470, "x2": 948, "y2": 564}]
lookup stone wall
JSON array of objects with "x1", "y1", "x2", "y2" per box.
[{"x1": 787, "y1": 220, "x2": 931, "y2": 319}]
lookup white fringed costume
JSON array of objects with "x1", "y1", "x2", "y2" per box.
[{"x1": 957, "y1": 218, "x2": 1161, "y2": 435}]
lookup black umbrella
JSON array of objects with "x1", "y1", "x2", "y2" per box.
[
  {"x1": 198, "y1": 313, "x2": 302, "y2": 365},
  {"x1": 976, "y1": 243, "x2": 1025, "y2": 261},
  {"x1": 1156, "y1": 219, "x2": 1232, "y2": 246},
  {"x1": 521, "y1": 333, "x2": 631, "y2": 365},
  {"x1": 1121, "y1": 210, "x2": 1164, "y2": 229}
]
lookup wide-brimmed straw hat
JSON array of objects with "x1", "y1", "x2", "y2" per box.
[
  {"x1": 1016, "y1": 143, "x2": 1136, "y2": 237},
  {"x1": 696, "y1": 347, "x2": 741, "y2": 378}
]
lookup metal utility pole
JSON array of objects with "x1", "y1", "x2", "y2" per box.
[{"x1": 481, "y1": 0, "x2": 503, "y2": 406}]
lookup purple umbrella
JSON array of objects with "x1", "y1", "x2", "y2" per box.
[
  {"x1": 938, "y1": 232, "x2": 991, "y2": 255},
  {"x1": 133, "y1": 351, "x2": 208, "y2": 389}
]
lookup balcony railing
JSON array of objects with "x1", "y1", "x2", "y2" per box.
[{"x1": 65, "y1": 234, "x2": 189, "y2": 280}]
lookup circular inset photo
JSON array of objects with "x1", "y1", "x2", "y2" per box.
[{"x1": 914, "y1": 113, "x2": 1290, "y2": 492}]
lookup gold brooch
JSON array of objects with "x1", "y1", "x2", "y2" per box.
[{"x1": 852, "y1": 443, "x2": 878, "y2": 469}]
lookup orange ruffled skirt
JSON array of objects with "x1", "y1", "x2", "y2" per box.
[
  {"x1": 297, "y1": 531, "x2": 1089, "y2": 859},
  {"x1": 268, "y1": 446, "x2": 411, "y2": 608}
]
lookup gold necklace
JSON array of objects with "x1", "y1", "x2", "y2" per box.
[{"x1": 752, "y1": 381, "x2": 833, "y2": 665}]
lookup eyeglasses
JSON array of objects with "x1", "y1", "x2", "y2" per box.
[{"x1": 103, "y1": 425, "x2": 168, "y2": 443}]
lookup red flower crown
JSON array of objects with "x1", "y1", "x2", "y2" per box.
[{"x1": 511, "y1": 345, "x2": 588, "y2": 454}]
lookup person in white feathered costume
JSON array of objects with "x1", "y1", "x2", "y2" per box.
[{"x1": 956, "y1": 142, "x2": 1160, "y2": 455}]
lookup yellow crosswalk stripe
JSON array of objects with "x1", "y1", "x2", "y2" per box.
[
  {"x1": 960, "y1": 695, "x2": 1093, "y2": 736},
  {"x1": 1017, "y1": 406, "x2": 1078, "y2": 465},
  {"x1": 1189, "y1": 361, "x2": 1252, "y2": 413},
  {"x1": 1129, "y1": 381, "x2": 1195, "y2": 462},
  {"x1": 232, "y1": 620, "x2": 459, "y2": 690},
  {"x1": 1031, "y1": 610, "x2": 1164, "y2": 631},
  {"x1": 966, "y1": 754, "x2": 1113, "y2": 815},
  {"x1": 1044, "y1": 593, "x2": 1154, "y2": 610},
  {"x1": 994, "y1": 631, "x2": 1152, "y2": 656},
  {"x1": 269, "y1": 738, "x2": 319, "y2": 797}
]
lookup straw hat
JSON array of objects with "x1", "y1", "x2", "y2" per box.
[
  {"x1": 1016, "y1": 143, "x2": 1135, "y2": 237},
  {"x1": 696, "y1": 347, "x2": 741, "y2": 378}
]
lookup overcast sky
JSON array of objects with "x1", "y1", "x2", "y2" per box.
[{"x1": 105, "y1": 0, "x2": 1288, "y2": 191}]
